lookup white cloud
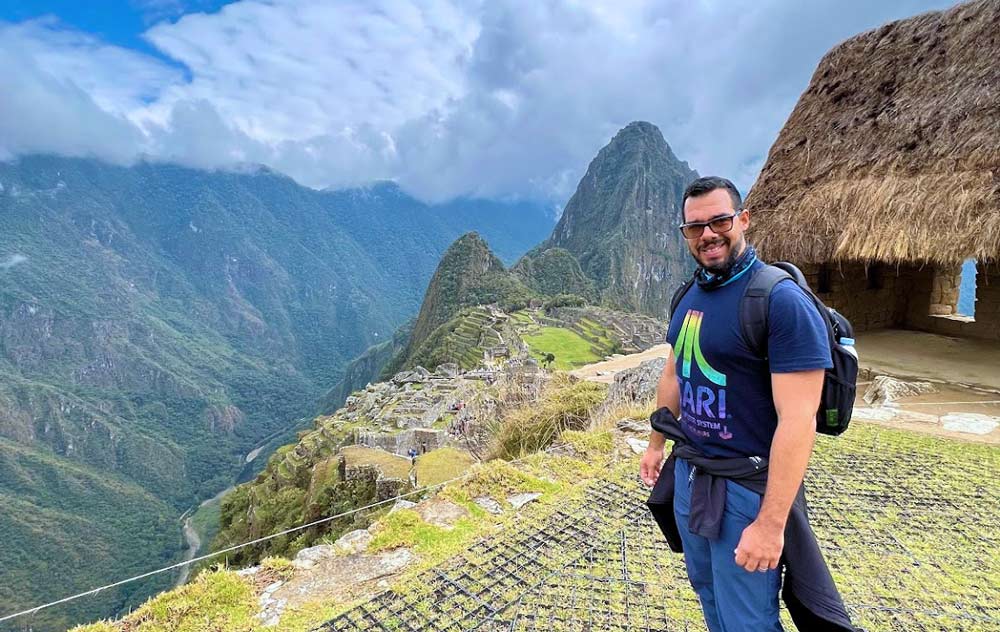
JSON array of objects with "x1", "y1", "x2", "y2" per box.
[
  {"x1": 0, "y1": 0, "x2": 954, "y2": 201},
  {"x1": 0, "y1": 254, "x2": 28, "y2": 270}
]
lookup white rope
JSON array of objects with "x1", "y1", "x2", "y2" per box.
[
  {"x1": 0, "y1": 441, "x2": 575, "y2": 624},
  {"x1": 886, "y1": 400, "x2": 1000, "y2": 406}
]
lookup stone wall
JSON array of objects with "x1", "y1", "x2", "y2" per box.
[
  {"x1": 798, "y1": 261, "x2": 999, "y2": 341},
  {"x1": 354, "y1": 428, "x2": 447, "y2": 456},
  {"x1": 905, "y1": 262, "x2": 1000, "y2": 341},
  {"x1": 802, "y1": 262, "x2": 914, "y2": 331},
  {"x1": 928, "y1": 264, "x2": 963, "y2": 316}
]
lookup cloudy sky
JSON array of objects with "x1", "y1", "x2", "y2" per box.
[{"x1": 1, "y1": 0, "x2": 953, "y2": 203}]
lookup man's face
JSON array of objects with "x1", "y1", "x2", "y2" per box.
[{"x1": 682, "y1": 188, "x2": 750, "y2": 273}]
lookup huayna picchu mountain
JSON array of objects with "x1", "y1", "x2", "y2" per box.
[
  {"x1": 0, "y1": 156, "x2": 552, "y2": 632},
  {"x1": 526, "y1": 121, "x2": 698, "y2": 317}
]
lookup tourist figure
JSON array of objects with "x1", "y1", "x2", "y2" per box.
[
  {"x1": 420, "y1": 441, "x2": 428, "y2": 454},
  {"x1": 407, "y1": 447, "x2": 417, "y2": 464},
  {"x1": 641, "y1": 177, "x2": 855, "y2": 631}
]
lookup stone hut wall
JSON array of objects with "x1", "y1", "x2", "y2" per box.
[
  {"x1": 905, "y1": 262, "x2": 1000, "y2": 341},
  {"x1": 798, "y1": 261, "x2": 999, "y2": 341},
  {"x1": 801, "y1": 263, "x2": 914, "y2": 331}
]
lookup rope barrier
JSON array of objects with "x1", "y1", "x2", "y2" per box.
[
  {"x1": 0, "y1": 441, "x2": 575, "y2": 624},
  {"x1": 883, "y1": 399, "x2": 1000, "y2": 406}
]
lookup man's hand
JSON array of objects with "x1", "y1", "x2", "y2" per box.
[
  {"x1": 734, "y1": 519, "x2": 784, "y2": 572},
  {"x1": 640, "y1": 446, "x2": 664, "y2": 487}
]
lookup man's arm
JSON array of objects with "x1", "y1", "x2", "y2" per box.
[
  {"x1": 734, "y1": 369, "x2": 823, "y2": 572},
  {"x1": 640, "y1": 348, "x2": 679, "y2": 487}
]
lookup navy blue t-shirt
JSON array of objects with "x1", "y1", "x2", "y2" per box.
[{"x1": 665, "y1": 259, "x2": 832, "y2": 458}]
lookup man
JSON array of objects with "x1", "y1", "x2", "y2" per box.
[{"x1": 640, "y1": 177, "x2": 848, "y2": 631}]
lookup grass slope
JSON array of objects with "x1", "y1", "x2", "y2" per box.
[{"x1": 521, "y1": 326, "x2": 604, "y2": 370}]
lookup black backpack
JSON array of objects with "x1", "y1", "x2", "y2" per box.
[{"x1": 669, "y1": 262, "x2": 858, "y2": 436}]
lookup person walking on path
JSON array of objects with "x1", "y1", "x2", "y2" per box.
[{"x1": 640, "y1": 177, "x2": 855, "y2": 631}]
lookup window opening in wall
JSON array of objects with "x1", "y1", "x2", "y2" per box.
[
  {"x1": 956, "y1": 258, "x2": 977, "y2": 318},
  {"x1": 817, "y1": 264, "x2": 832, "y2": 294},
  {"x1": 866, "y1": 264, "x2": 883, "y2": 290}
]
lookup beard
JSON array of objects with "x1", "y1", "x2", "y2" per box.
[{"x1": 692, "y1": 235, "x2": 746, "y2": 275}]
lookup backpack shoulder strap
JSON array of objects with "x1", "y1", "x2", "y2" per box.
[
  {"x1": 740, "y1": 265, "x2": 793, "y2": 358},
  {"x1": 669, "y1": 273, "x2": 697, "y2": 321}
]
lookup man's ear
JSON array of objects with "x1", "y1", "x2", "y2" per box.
[{"x1": 740, "y1": 208, "x2": 751, "y2": 229}]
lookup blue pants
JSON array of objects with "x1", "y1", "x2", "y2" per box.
[{"x1": 673, "y1": 457, "x2": 784, "y2": 632}]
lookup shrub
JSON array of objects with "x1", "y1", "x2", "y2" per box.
[{"x1": 488, "y1": 374, "x2": 606, "y2": 460}]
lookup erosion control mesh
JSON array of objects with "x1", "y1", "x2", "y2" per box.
[{"x1": 321, "y1": 427, "x2": 1000, "y2": 631}]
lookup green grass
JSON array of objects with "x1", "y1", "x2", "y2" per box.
[
  {"x1": 67, "y1": 420, "x2": 1000, "y2": 632},
  {"x1": 415, "y1": 447, "x2": 476, "y2": 487},
  {"x1": 340, "y1": 446, "x2": 411, "y2": 481},
  {"x1": 488, "y1": 373, "x2": 607, "y2": 460},
  {"x1": 509, "y1": 310, "x2": 534, "y2": 325},
  {"x1": 367, "y1": 509, "x2": 479, "y2": 556},
  {"x1": 521, "y1": 326, "x2": 603, "y2": 370},
  {"x1": 70, "y1": 570, "x2": 256, "y2": 632}
]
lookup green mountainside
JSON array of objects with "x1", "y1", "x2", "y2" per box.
[
  {"x1": 510, "y1": 245, "x2": 598, "y2": 302},
  {"x1": 541, "y1": 121, "x2": 698, "y2": 316},
  {"x1": 0, "y1": 156, "x2": 551, "y2": 631},
  {"x1": 380, "y1": 233, "x2": 536, "y2": 377},
  {"x1": 316, "y1": 323, "x2": 412, "y2": 416}
]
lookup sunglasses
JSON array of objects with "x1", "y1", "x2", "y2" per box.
[{"x1": 678, "y1": 210, "x2": 743, "y2": 240}]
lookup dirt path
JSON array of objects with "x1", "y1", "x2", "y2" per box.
[
  {"x1": 570, "y1": 343, "x2": 671, "y2": 383},
  {"x1": 853, "y1": 382, "x2": 1000, "y2": 445},
  {"x1": 856, "y1": 329, "x2": 1000, "y2": 392}
]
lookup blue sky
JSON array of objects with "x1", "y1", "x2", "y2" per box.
[
  {"x1": 0, "y1": 0, "x2": 955, "y2": 202},
  {"x1": 1, "y1": 1, "x2": 230, "y2": 61}
]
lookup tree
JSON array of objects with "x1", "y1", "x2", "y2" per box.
[{"x1": 543, "y1": 352, "x2": 555, "y2": 369}]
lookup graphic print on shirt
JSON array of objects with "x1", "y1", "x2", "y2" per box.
[{"x1": 673, "y1": 309, "x2": 732, "y2": 441}]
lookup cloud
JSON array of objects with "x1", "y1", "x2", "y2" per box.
[
  {"x1": 0, "y1": 0, "x2": 954, "y2": 201},
  {"x1": 0, "y1": 254, "x2": 28, "y2": 270}
]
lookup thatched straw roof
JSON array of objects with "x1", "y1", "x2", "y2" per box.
[{"x1": 746, "y1": 0, "x2": 1000, "y2": 266}]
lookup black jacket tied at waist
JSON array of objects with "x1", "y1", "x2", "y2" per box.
[{"x1": 646, "y1": 408, "x2": 857, "y2": 632}]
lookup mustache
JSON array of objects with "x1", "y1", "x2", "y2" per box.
[{"x1": 698, "y1": 238, "x2": 728, "y2": 252}]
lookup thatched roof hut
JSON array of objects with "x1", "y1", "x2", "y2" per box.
[{"x1": 746, "y1": 0, "x2": 1000, "y2": 266}]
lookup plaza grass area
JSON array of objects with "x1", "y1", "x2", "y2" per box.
[
  {"x1": 415, "y1": 447, "x2": 476, "y2": 487},
  {"x1": 521, "y1": 326, "x2": 603, "y2": 370},
  {"x1": 340, "y1": 446, "x2": 411, "y2": 481},
  {"x1": 72, "y1": 420, "x2": 1000, "y2": 632}
]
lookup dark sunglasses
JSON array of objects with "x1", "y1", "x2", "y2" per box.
[{"x1": 678, "y1": 210, "x2": 743, "y2": 240}]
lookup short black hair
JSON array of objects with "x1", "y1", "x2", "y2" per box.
[{"x1": 682, "y1": 176, "x2": 743, "y2": 220}]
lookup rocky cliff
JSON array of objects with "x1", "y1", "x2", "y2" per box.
[{"x1": 543, "y1": 121, "x2": 698, "y2": 316}]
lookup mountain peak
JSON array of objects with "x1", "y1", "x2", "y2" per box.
[
  {"x1": 545, "y1": 122, "x2": 698, "y2": 315},
  {"x1": 385, "y1": 232, "x2": 534, "y2": 373},
  {"x1": 446, "y1": 231, "x2": 489, "y2": 252},
  {"x1": 617, "y1": 119, "x2": 663, "y2": 137},
  {"x1": 600, "y1": 121, "x2": 684, "y2": 168}
]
